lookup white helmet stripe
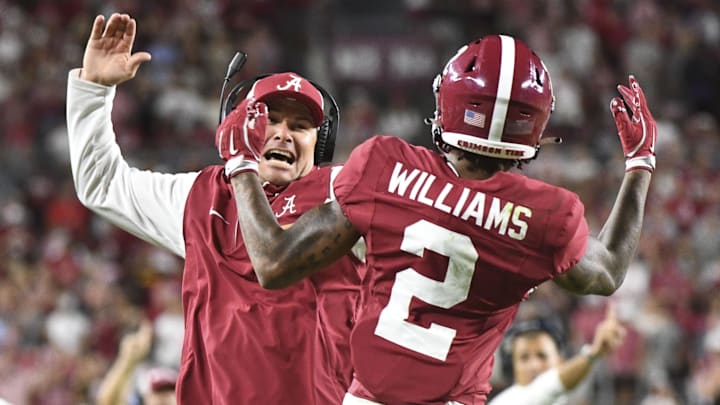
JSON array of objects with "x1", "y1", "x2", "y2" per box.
[{"x1": 488, "y1": 35, "x2": 516, "y2": 142}]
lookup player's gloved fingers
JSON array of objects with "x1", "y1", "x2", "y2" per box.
[
  {"x1": 632, "y1": 82, "x2": 654, "y2": 121},
  {"x1": 244, "y1": 99, "x2": 265, "y2": 117},
  {"x1": 628, "y1": 75, "x2": 647, "y2": 108},
  {"x1": 650, "y1": 124, "x2": 658, "y2": 145},
  {"x1": 618, "y1": 85, "x2": 642, "y2": 122},
  {"x1": 249, "y1": 102, "x2": 268, "y2": 159},
  {"x1": 241, "y1": 118, "x2": 264, "y2": 161},
  {"x1": 253, "y1": 101, "x2": 268, "y2": 117},
  {"x1": 247, "y1": 102, "x2": 269, "y2": 130},
  {"x1": 242, "y1": 125, "x2": 260, "y2": 160},
  {"x1": 610, "y1": 97, "x2": 629, "y2": 127},
  {"x1": 610, "y1": 97, "x2": 625, "y2": 113},
  {"x1": 617, "y1": 85, "x2": 637, "y2": 109},
  {"x1": 215, "y1": 128, "x2": 225, "y2": 158}
]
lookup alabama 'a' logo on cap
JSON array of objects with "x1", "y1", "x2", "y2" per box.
[
  {"x1": 276, "y1": 74, "x2": 303, "y2": 92},
  {"x1": 249, "y1": 72, "x2": 325, "y2": 127}
]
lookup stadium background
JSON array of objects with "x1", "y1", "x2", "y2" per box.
[{"x1": 0, "y1": 0, "x2": 719, "y2": 403}]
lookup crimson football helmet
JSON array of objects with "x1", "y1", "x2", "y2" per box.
[{"x1": 432, "y1": 35, "x2": 555, "y2": 160}]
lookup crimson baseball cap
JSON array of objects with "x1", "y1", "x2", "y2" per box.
[
  {"x1": 246, "y1": 72, "x2": 325, "y2": 127},
  {"x1": 139, "y1": 367, "x2": 178, "y2": 394}
]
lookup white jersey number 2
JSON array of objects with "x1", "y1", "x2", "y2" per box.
[{"x1": 374, "y1": 220, "x2": 478, "y2": 361}]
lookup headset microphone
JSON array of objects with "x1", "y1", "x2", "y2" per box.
[
  {"x1": 225, "y1": 52, "x2": 247, "y2": 80},
  {"x1": 218, "y1": 52, "x2": 248, "y2": 124}
]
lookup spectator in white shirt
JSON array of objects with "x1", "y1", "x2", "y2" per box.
[{"x1": 489, "y1": 302, "x2": 625, "y2": 405}]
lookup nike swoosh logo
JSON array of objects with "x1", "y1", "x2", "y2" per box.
[
  {"x1": 324, "y1": 166, "x2": 342, "y2": 203},
  {"x1": 649, "y1": 121, "x2": 656, "y2": 153},
  {"x1": 209, "y1": 208, "x2": 230, "y2": 224},
  {"x1": 229, "y1": 128, "x2": 239, "y2": 155}
]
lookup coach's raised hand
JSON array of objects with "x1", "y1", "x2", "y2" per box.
[{"x1": 80, "y1": 14, "x2": 152, "y2": 86}]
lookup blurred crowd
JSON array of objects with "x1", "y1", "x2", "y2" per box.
[{"x1": 0, "y1": 0, "x2": 719, "y2": 404}]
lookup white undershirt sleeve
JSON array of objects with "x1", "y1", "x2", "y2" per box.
[
  {"x1": 66, "y1": 68, "x2": 198, "y2": 258},
  {"x1": 488, "y1": 369, "x2": 566, "y2": 405}
]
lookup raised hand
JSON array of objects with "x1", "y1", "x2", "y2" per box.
[
  {"x1": 589, "y1": 302, "x2": 626, "y2": 358},
  {"x1": 215, "y1": 99, "x2": 268, "y2": 177},
  {"x1": 118, "y1": 319, "x2": 154, "y2": 364},
  {"x1": 610, "y1": 75, "x2": 657, "y2": 172},
  {"x1": 81, "y1": 14, "x2": 152, "y2": 86}
]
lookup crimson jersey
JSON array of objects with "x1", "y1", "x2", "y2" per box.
[
  {"x1": 179, "y1": 165, "x2": 360, "y2": 404},
  {"x1": 312, "y1": 253, "x2": 364, "y2": 403},
  {"x1": 333, "y1": 136, "x2": 588, "y2": 404}
]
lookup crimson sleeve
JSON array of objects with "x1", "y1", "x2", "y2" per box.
[
  {"x1": 332, "y1": 136, "x2": 387, "y2": 235},
  {"x1": 550, "y1": 193, "x2": 589, "y2": 275}
]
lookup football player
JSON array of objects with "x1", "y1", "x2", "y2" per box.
[
  {"x1": 228, "y1": 34, "x2": 656, "y2": 404},
  {"x1": 67, "y1": 13, "x2": 361, "y2": 404}
]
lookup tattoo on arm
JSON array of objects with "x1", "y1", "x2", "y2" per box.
[
  {"x1": 289, "y1": 204, "x2": 360, "y2": 274},
  {"x1": 232, "y1": 173, "x2": 361, "y2": 288}
]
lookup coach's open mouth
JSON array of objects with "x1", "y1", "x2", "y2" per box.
[{"x1": 264, "y1": 149, "x2": 296, "y2": 165}]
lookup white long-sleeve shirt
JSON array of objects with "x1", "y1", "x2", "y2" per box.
[
  {"x1": 488, "y1": 369, "x2": 567, "y2": 405},
  {"x1": 66, "y1": 68, "x2": 198, "y2": 258}
]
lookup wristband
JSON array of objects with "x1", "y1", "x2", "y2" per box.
[
  {"x1": 580, "y1": 344, "x2": 600, "y2": 364},
  {"x1": 625, "y1": 155, "x2": 655, "y2": 172},
  {"x1": 225, "y1": 156, "x2": 259, "y2": 178}
]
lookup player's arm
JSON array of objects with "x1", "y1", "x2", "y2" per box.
[
  {"x1": 217, "y1": 102, "x2": 361, "y2": 288},
  {"x1": 554, "y1": 171, "x2": 650, "y2": 295},
  {"x1": 232, "y1": 174, "x2": 360, "y2": 289},
  {"x1": 554, "y1": 76, "x2": 655, "y2": 296}
]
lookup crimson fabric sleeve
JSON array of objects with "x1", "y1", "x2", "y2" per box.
[
  {"x1": 332, "y1": 136, "x2": 387, "y2": 235},
  {"x1": 550, "y1": 193, "x2": 589, "y2": 275}
]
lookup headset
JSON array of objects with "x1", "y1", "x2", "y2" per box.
[{"x1": 218, "y1": 52, "x2": 340, "y2": 164}]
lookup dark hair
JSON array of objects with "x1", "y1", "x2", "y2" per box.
[
  {"x1": 500, "y1": 317, "x2": 567, "y2": 380},
  {"x1": 506, "y1": 318, "x2": 565, "y2": 349}
]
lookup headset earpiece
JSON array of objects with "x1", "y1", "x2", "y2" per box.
[
  {"x1": 308, "y1": 80, "x2": 339, "y2": 165},
  {"x1": 314, "y1": 118, "x2": 332, "y2": 164}
]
